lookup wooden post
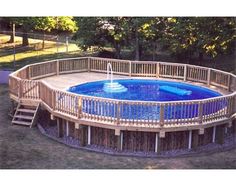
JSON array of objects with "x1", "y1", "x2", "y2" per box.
[
  {"x1": 227, "y1": 75, "x2": 231, "y2": 92},
  {"x1": 228, "y1": 120, "x2": 232, "y2": 128},
  {"x1": 57, "y1": 118, "x2": 63, "y2": 138},
  {"x1": 78, "y1": 97, "x2": 82, "y2": 119},
  {"x1": 52, "y1": 90, "x2": 55, "y2": 110},
  {"x1": 75, "y1": 123, "x2": 80, "y2": 129},
  {"x1": 155, "y1": 133, "x2": 159, "y2": 153},
  {"x1": 129, "y1": 61, "x2": 132, "y2": 77},
  {"x1": 212, "y1": 126, "x2": 216, "y2": 143},
  {"x1": 192, "y1": 130, "x2": 199, "y2": 149},
  {"x1": 13, "y1": 42, "x2": 16, "y2": 70},
  {"x1": 50, "y1": 114, "x2": 55, "y2": 120},
  {"x1": 79, "y1": 125, "x2": 86, "y2": 146},
  {"x1": 225, "y1": 126, "x2": 228, "y2": 134},
  {"x1": 120, "y1": 131, "x2": 123, "y2": 151},
  {"x1": 116, "y1": 134, "x2": 121, "y2": 151},
  {"x1": 160, "y1": 104, "x2": 164, "y2": 126},
  {"x1": 156, "y1": 62, "x2": 160, "y2": 78},
  {"x1": 56, "y1": 60, "x2": 60, "y2": 75},
  {"x1": 66, "y1": 121, "x2": 69, "y2": 137},
  {"x1": 18, "y1": 80, "x2": 22, "y2": 98},
  {"x1": 216, "y1": 125, "x2": 225, "y2": 144},
  {"x1": 74, "y1": 123, "x2": 80, "y2": 139},
  {"x1": 207, "y1": 68, "x2": 211, "y2": 86},
  {"x1": 188, "y1": 130, "x2": 192, "y2": 150},
  {"x1": 66, "y1": 36, "x2": 69, "y2": 53},
  {"x1": 198, "y1": 102, "x2": 203, "y2": 124},
  {"x1": 115, "y1": 129, "x2": 120, "y2": 136},
  {"x1": 88, "y1": 57, "x2": 91, "y2": 72},
  {"x1": 88, "y1": 125, "x2": 91, "y2": 145},
  {"x1": 183, "y1": 64, "x2": 187, "y2": 81},
  {"x1": 28, "y1": 66, "x2": 31, "y2": 80}
]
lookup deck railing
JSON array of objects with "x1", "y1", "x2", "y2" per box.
[{"x1": 9, "y1": 57, "x2": 236, "y2": 128}]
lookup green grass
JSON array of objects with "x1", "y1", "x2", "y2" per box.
[
  {"x1": 0, "y1": 34, "x2": 86, "y2": 70},
  {"x1": 1, "y1": 34, "x2": 235, "y2": 74},
  {"x1": 1, "y1": 84, "x2": 236, "y2": 168}
]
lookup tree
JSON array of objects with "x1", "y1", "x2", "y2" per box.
[
  {"x1": 73, "y1": 17, "x2": 236, "y2": 61},
  {"x1": 34, "y1": 17, "x2": 56, "y2": 49},
  {"x1": 162, "y1": 17, "x2": 236, "y2": 61},
  {"x1": 73, "y1": 17, "x2": 108, "y2": 51},
  {"x1": 0, "y1": 17, "x2": 17, "y2": 43},
  {"x1": 102, "y1": 17, "x2": 129, "y2": 58},
  {"x1": 73, "y1": 17, "x2": 158, "y2": 60},
  {"x1": 1, "y1": 17, "x2": 78, "y2": 47},
  {"x1": 17, "y1": 17, "x2": 37, "y2": 46},
  {"x1": 127, "y1": 17, "x2": 168, "y2": 60},
  {"x1": 56, "y1": 16, "x2": 78, "y2": 33}
]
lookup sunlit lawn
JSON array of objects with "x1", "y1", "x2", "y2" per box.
[
  {"x1": 0, "y1": 34, "x2": 83, "y2": 69},
  {"x1": 0, "y1": 34, "x2": 235, "y2": 73}
]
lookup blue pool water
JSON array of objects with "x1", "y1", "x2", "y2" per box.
[
  {"x1": 68, "y1": 79, "x2": 221, "y2": 101},
  {"x1": 67, "y1": 79, "x2": 224, "y2": 120}
]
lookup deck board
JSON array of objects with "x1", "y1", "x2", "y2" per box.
[{"x1": 41, "y1": 72, "x2": 229, "y2": 95}]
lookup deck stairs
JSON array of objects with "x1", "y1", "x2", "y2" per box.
[{"x1": 12, "y1": 103, "x2": 40, "y2": 128}]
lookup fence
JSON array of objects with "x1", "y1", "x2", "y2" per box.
[
  {"x1": 9, "y1": 57, "x2": 236, "y2": 129},
  {"x1": 0, "y1": 31, "x2": 74, "y2": 69}
]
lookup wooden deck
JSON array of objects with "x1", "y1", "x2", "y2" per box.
[
  {"x1": 8, "y1": 57, "x2": 236, "y2": 132},
  {"x1": 41, "y1": 72, "x2": 229, "y2": 95},
  {"x1": 8, "y1": 57, "x2": 236, "y2": 154},
  {"x1": 41, "y1": 72, "x2": 128, "y2": 90}
]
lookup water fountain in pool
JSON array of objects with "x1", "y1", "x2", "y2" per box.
[{"x1": 103, "y1": 63, "x2": 127, "y2": 93}]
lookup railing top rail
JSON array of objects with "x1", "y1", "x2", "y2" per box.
[
  {"x1": 26, "y1": 57, "x2": 89, "y2": 67},
  {"x1": 10, "y1": 56, "x2": 236, "y2": 105},
  {"x1": 9, "y1": 65, "x2": 29, "y2": 78},
  {"x1": 90, "y1": 56, "x2": 130, "y2": 62}
]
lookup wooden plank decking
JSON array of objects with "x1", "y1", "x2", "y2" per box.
[{"x1": 41, "y1": 72, "x2": 229, "y2": 95}]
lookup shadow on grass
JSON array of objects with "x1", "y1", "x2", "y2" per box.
[
  {"x1": 0, "y1": 51, "x2": 93, "y2": 70},
  {"x1": 0, "y1": 42, "x2": 59, "y2": 57},
  {"x1": 0, "y1": 48, "x2": 235, "y2": 74}
]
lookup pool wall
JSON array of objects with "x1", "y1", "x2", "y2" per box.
[{"x1": 37, "y1": 108, "x2": 236, "y2": 156}]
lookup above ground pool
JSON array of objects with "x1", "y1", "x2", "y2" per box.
[
  {"x1": 68, "y1": 79, "x2": 221, "y2": 101},
  {"x1": 67, "y1": 79, "x2": 223, "y2": 120}
]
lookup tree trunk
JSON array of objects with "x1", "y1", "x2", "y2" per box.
[
  {"x1": 42, "y1": 31, "x2": 45, "y2": 49},
  {"x1": 135, "y1": 29, "x2": 140, "y2": 61},
  {"x1": 152, "y1": 42, "x2": 156, "y2": 61},
  {"x1": 8, "y1": 23, "x2": 15, "y2": 43},
  {"x1": 22, "y1": 31, "x2": 29, "y2": 46},
  {"x1": 114, "y1": 42, "x2": 121, "y2": 59},
  {"x1": 198, "y1": 52, "x2": 203, "y2": 62}
]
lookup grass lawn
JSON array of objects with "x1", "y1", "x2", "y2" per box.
[
  {"x1": 1, "y1": 84, "x2": 236, "y2": 169},
  {"x1": 1, "y1": 34, "x2": 235, "y2": 73},
  {"x1": 0, "y1": 34, "x2": 88, "y2": 70}
]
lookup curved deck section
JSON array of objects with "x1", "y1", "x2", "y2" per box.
[{"x1": 9, "y1": 57, "x2": 236, "y2": 156}]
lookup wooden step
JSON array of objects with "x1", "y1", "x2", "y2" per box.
[
  {"x1": 14, "y1": 115, "x2": 34, "y2": 120},
  {"x1": 17, "y1": 108, "x2": 36, "y2": 114},
  {"x1": 12, "y1": 103, "x2": 40, "y2": 128},
  {"x1": 12, "y1": 120, "x2": 31, "y2": 126}
]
